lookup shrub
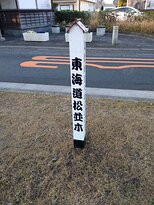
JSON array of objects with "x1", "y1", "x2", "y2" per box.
[
  {"x1": 54, "y1": 10, "x2": 154, "y2": 35},
  {"x1": 55, "y1": 11, "x2": 90, "y2": 25},
  {"x1": 52, "y1": 3, "x2": 58, "y2": 11},
  {"x1": 98, "y1": 11, "x2": 117, "y2": 29},
  {"x1": 118, "y1": 0, "x2": 127, "y2": 7},
  {"x1": 89, "y1": 12, "x2": 100, "y2": 31},
  {"x1": 117, "y1": 20, "x2": 154, "y2": 35},
  {"x1": 89, "y1": 11, "x2": 116, "y2": 31},
  {"x1": 144, "y1": 11, "x2": 154, "y2": 20}
]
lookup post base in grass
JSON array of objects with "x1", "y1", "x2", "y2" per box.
[{"x1": 74, "y1": 140, "x2": 85, "y2": 149}]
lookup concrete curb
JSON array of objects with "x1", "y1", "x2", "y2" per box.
[{"x1": 0, "y1": 82, "x2": 154, "y2": 101}]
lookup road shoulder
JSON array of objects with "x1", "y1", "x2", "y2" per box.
[{"x1": 0, "y1": 82, "x2": 154, "y2": 101}]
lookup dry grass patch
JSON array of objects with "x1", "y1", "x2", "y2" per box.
[
  {"x1": 0, "y1": 92, "x2": 154, "y2": 205},
  {"x1": 117, "y1": 20, "x2": 154, "y2": 35},
  {"x1": 88, "y1": 12, "x2": 154, "y2": 35}
]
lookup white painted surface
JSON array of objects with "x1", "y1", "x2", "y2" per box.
[
  {"x1": 84, "y1": 32, "x2": 93, "y2": 42},
  {"x1": 57, "y1": 0, "x2": 95, "y2": 11},
  {"x1": 146, "y1": 0, "x2": 154, "y2": 9},
  {"x1": 0, "y1": 0, "x2": 95, "y2": 11},
  {"x1": 37, "y1": 0, "x2": 51, "y2": 9},
  {"x1": 69, "y1": 23, "x2": 86, "y2": 141},
  {"x1": 0, "y1": 29, "x2": 5, "y2": 41},
  {"x1": 23, "y1": 32, "x2": 49, "y2": 42},
  {"x1": 65, "y1": 33, "x2": 69, "y2": 42},
  {"x1": 18, "y1": 0, "x2": 36, "y2": 9},
  {"x1": 0, "y1": 37, "x2": 5, "y2": 41},
  {"x1": 74, "y1": 1, "x2": 79, "y2": 10},
  {"x1": 52, "y1": 26, "x2": 60, "y2": 33},
  {"x1": 96, "y1": 27, "x2": 106, "y2": 36},
  {"x1": 66, "y1": 32, "x2": 93, "y2": 43},
  {"x1": 1, "y1": 0, "x2": 52, "y2": 10},
  {"x1": 103, "y1": 0, "x2": 113, "y2": 3},
  {"x1": 80, "y1": 1, "x2": 95, "y2": 11},
  {"x1": 58, "y1": 4, "x2": 73, "y2": 11},
  {"x1": 0, "y1": 0, "x2": 16, "y2": 9}
]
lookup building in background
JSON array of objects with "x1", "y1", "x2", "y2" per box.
[
  {"x1": 145, "y1": 0, "x2": 154, "y2": 9},
  {"x1": 127, "y1": 0, "x2": 146, "y2": 9},
  {"x1": 0, "y1": 0, "x2": 54, "y2": 36},
  {"x1": 113, "y1": 0, "x2": 118, "y2": 7},
  {"x1": 117, "y1": 0, "x2": 154, "y2": 10},
  {"x1": 53, "y1": 0, "x2": 96, "y2": 11},
  {"x1": 96, "y1": 0, "x2": 116, "y2": 11}
]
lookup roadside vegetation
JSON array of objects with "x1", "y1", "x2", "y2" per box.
[
  {"x1": 118, "y1": 0, "x2": 127, "y2": 7},
  {"x1": 117, "y1": 11, "x2": 154, "y2": 35},
  {"x1": 0, "y1": 92, "x2": 154, "y2": 204},
  {"x1": 55, "y1": 10, "x2": 154, "y2": 35}
]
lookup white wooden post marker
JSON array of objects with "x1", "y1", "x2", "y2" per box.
[{"x1": 67, "y1": 20, "x2": 92, "y2": 148}]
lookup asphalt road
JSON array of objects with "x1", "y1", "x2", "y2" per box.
[{"x1": 0, "y1": 46, "x2": 154, "y2": 91}]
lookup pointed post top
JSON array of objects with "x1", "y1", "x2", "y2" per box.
[{"x1": 67, "y1": 19, "x2": 88, "y2": 33}]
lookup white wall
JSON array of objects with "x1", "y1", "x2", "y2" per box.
[
  {"x1": 57, "y1": 0, "x2": 95, "y2": 11},
  {"x1": 37, "y1": 0, "x2": 51, "y2": 9},
  {"x1": 17, "y1": 0, "x2": 51, "y2": 10},
  {"x1": 0, "y1": 0, "x2": 16, "y2": 9},
  {"x1": 58, "y1": 4, "x2": 73, "y2": 10},
  {"x1": 18, "y1": 0, "x2": 36, "y2": 9},
  {"x1": 80, "y1": 1, "x2": 95, "y2": 11},
  {"x1": 74, "y1": 0, "x2": 79, "y2": 10},
  {"x1": 146, "y1": 0, "x2": 154, "y2": 9},
  {"x1": 86, "y1": 0, "x2": 96, "y2": 3},
  {"x1": 74, "y1": 0, "x2": 95, "y2": 11}
]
